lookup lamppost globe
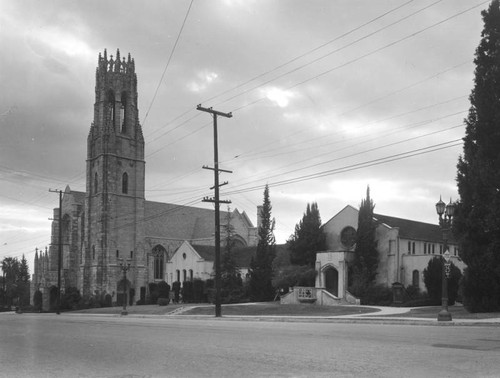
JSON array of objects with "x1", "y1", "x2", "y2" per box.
[
  {"x1": 435, "y1": 197, "x2": 446, "y2": 216},
  {"x1": 445, "y1": 199, "x2": 456, "y2": 218}
]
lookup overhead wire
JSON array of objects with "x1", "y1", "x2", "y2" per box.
[{"x1": 142, "y1": 0, "x2": 195, "y2": 127}]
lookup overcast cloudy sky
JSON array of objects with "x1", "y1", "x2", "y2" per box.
[{"x1": 0, "y1": 0, "x2": 488, "y2": 267}]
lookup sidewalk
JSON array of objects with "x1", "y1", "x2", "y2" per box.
[
  {"x1": 3, "y1": 305, "x2": 500, "y2": 326},
  {"x1": 164, "y1": 305, "x2": 500, "y2": 326}
]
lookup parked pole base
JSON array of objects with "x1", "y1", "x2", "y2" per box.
[{"x1": 437, "y1": 309, "x2": 452, "y2": 321}]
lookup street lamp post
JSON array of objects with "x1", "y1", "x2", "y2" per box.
[
  {"x1": 119, "y1": 259, "x2": 131, "y2": 316},
  {"x1": 435, "y1": 196, "x2": 455, "y2": 322}
]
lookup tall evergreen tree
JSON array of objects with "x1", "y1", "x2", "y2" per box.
[
  {"x1": 17, "y1": 255, "x2": 30, "y2": 307},
  {"x1": 349, "y1": 186, "x2": 379, "y2": 297},
  {"x1": 1, "y1": 257, "x2": 20, "y2": 307},
  {"x1": 249, "y1": 185, "x2": 276, "y2": 301},
  {"x1": 455, "y1": 0, "x2": 500, "y2": 312},
  {"x1": 288, "y1": 202, "x2": 326, "y2": 268},
  {"x1": 221, "y1": 208, "x2": 241, "y2": 290}
]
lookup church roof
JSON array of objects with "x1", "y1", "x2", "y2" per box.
[
  {"x1": 373, "y1": 213, "x2": 453, "y2": 243},
  {"x1": 190, "y1": 244, "x2": 288, "y2": 268},
  {"x1": 71, "y1": 190, "x2": 86, "y2": 205},
  {"x1": 144, "y1": 201, "x2": 234, "y2": 241}
]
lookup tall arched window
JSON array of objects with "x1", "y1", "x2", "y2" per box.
[
  {"x1": 122, "y1": 172, "x2": 128, "y2": 194},
  {"x1": 94, "y1": 173, "x2": 98, "y2": 194},
  {"x1": 120, "y1": 92, "x2": 127, "y2": 133},
  {"x1": 107, "y1": 90, "x2": 115, "y2": 126},
  {"x1": 152, "y1": 245, "x2": 166, "y2": 280},
  {"x1": 412, "y1": 270, "x2": 419, "y2": 288},
  {"x1": 92, "y1": 245, "x2": 96, "y2": 260}
]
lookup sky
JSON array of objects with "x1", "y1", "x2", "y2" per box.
[{"x1": 0, "y1": 0, "x2": 488, "y2": 270}]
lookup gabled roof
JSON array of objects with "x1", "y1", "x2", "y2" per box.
[
  {"x1": 63, "y1": 186, "x2": 86, "y2": 206},
  {"x1": 144, "y1": 201, "x2": 250, "y2": 241},
  {"x1": 72, "y1": 191, "x2": 86, "y2": 205},
  {"x1": 373, "y1": 213, "x2": 452, "y2": 243}
]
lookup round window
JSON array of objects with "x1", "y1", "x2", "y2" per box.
[
  {"x1": 182, "y1": 253, "x2": 187, "y2": 260},
  {"x1": 340, "y1": 226, "x2": 357, "y2": 248}
]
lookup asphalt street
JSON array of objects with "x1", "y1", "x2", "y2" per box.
[{"x1": 0, "y1": 313, "x2": 499, "y2": 378}]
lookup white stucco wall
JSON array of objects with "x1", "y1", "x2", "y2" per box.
[
  {"x1": 165, "y1": 242, "x2": 213, "y2": 284},
  {"x1": 323, "y1": 205, "x2": 358, "y2": 251}
]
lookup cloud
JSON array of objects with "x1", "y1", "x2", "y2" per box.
[
  {"x1": 261, "y1": 86, "x2": 296, "y2": 108},
  {"x1": 187, "y1": 70, "x2": 219, "y2": 92}
]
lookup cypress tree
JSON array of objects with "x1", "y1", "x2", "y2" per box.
[
  {"x1": 249, "y1": 185, "x2": 276, "y2": 301},
  {"x1": 349, "y1": 186, "x2": 378, "y2": 297},
  {"x1": 455, "y1": 0, "x2": 500, "y2": 312},
  {"x1": 288, "y1": 202, "x2": 326, "y2": 268}
]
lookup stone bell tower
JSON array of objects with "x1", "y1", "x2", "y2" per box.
[{"x1": 82, "y1": 49, "x2": 146, "y2": 300}]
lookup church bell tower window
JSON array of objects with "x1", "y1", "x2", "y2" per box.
[
  {"x1": 122, "y1": 172, "x2": 128, "y2": 194},
  {"x1": 120, "y1": 92, "x2": 127, "y2": 133},
  {"x1": 107, "y1": 90, "x2": 115, "y2": 127}
]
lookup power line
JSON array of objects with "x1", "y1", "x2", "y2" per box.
[
  {"x1": 142, "y1": 0, "x2": 416, "y2": 142},
  {"x1": 229, "y1": 1, "x2": 487, "y2": 114},
  {"x1": 142, "y1": 0, "x2": 195, "y2": 127},
  {"x1": 222, "y1": 140, "x2": 463, "y2": 196}
]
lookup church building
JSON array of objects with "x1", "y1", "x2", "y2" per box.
[{"x1": 31, "y1": 50, "x2": 257, "y2": 310}]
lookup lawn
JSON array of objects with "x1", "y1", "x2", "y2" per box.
[
  {"x1": 68, "y1": 302, "x2": 500, "y2": 320},
  {"x1": 179, "y1": 303, "x2": 379, "y2": 316}
]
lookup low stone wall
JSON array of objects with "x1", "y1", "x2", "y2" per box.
[{"x1": 281, "y1": 287, "x2": 343, "y2": 306}]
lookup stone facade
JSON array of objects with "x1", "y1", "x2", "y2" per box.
[{"x1": 31, "y1": 49, "x2": 257, "y2": 310}]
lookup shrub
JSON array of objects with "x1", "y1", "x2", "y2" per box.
[
  {"x1": 405, "y1": 285, "x2": 421, "y2": 300},
  {"x1": 273, "y1": 265, "x2": 316, "y2": 290},
  {"x1": 172, "y1": 281, "x2": 181, "y2": 303},
  {"x1": 148, "y1": 283, "x2": 159, "y2": 305},
  {"x1": 157, "y1": 298, "x2": 170, "y2": 306},
  {"x1": 61, "y1": 287, "x2": 82, "y2": 310},
  {"x1": 182, "y1": 281, "x2": 193, "y2": 303},
  {"x1": 360, "y1": 284, "x2": 393, "y2": 306},
  {"x1": 192, "y1": 279, "x2": 205, "y2": 302},
  {"x1": 157, "y1": 281, "x2": 170, "y2": 299},
  {"x1": 423, "y1": 257, "x2": 462, "y2": 305}
]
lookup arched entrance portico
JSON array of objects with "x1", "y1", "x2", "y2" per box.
[{"x1": 324, "y1": 266, "x2": 339, "y2": 297}]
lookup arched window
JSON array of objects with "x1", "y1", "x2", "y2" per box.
[
  {"x1": 412, "y1": 270, "x2": 419, "y2": 288},
  {"x1": 176, "y1": 270, "x2": 180, "y2": 282},
  {"x1": 152, "y1": 245, "x2": 166, "y2": 280},
  {"x1": 94, "y1": 173, "x2": 98, "y2": 194},
  {"x1": 107, "y1": 90, "x2": 115, "y2": 126},
  {"x1": 122, "y1": 172, "x2": 128, "y2": 194},
  {"x1": 92, "y1": 245, "x2": 96, "y2": 260},
  {"x1": 120, "y1": 92, "x2": 127, "y2": 133},
  {"x1": 189, "y1": 269, "x2": 193, "y2": 282},
  {"x1": 183, "y1": 269, "x2": 187, "y2": 282}
]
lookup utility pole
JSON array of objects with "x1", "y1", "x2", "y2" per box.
[
  {"x1": 49, "y1": 189, "x2": 63, "y2": 315},
  {"x1": 197, "y1": 104, "x2": 232, "y2": 318}
]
